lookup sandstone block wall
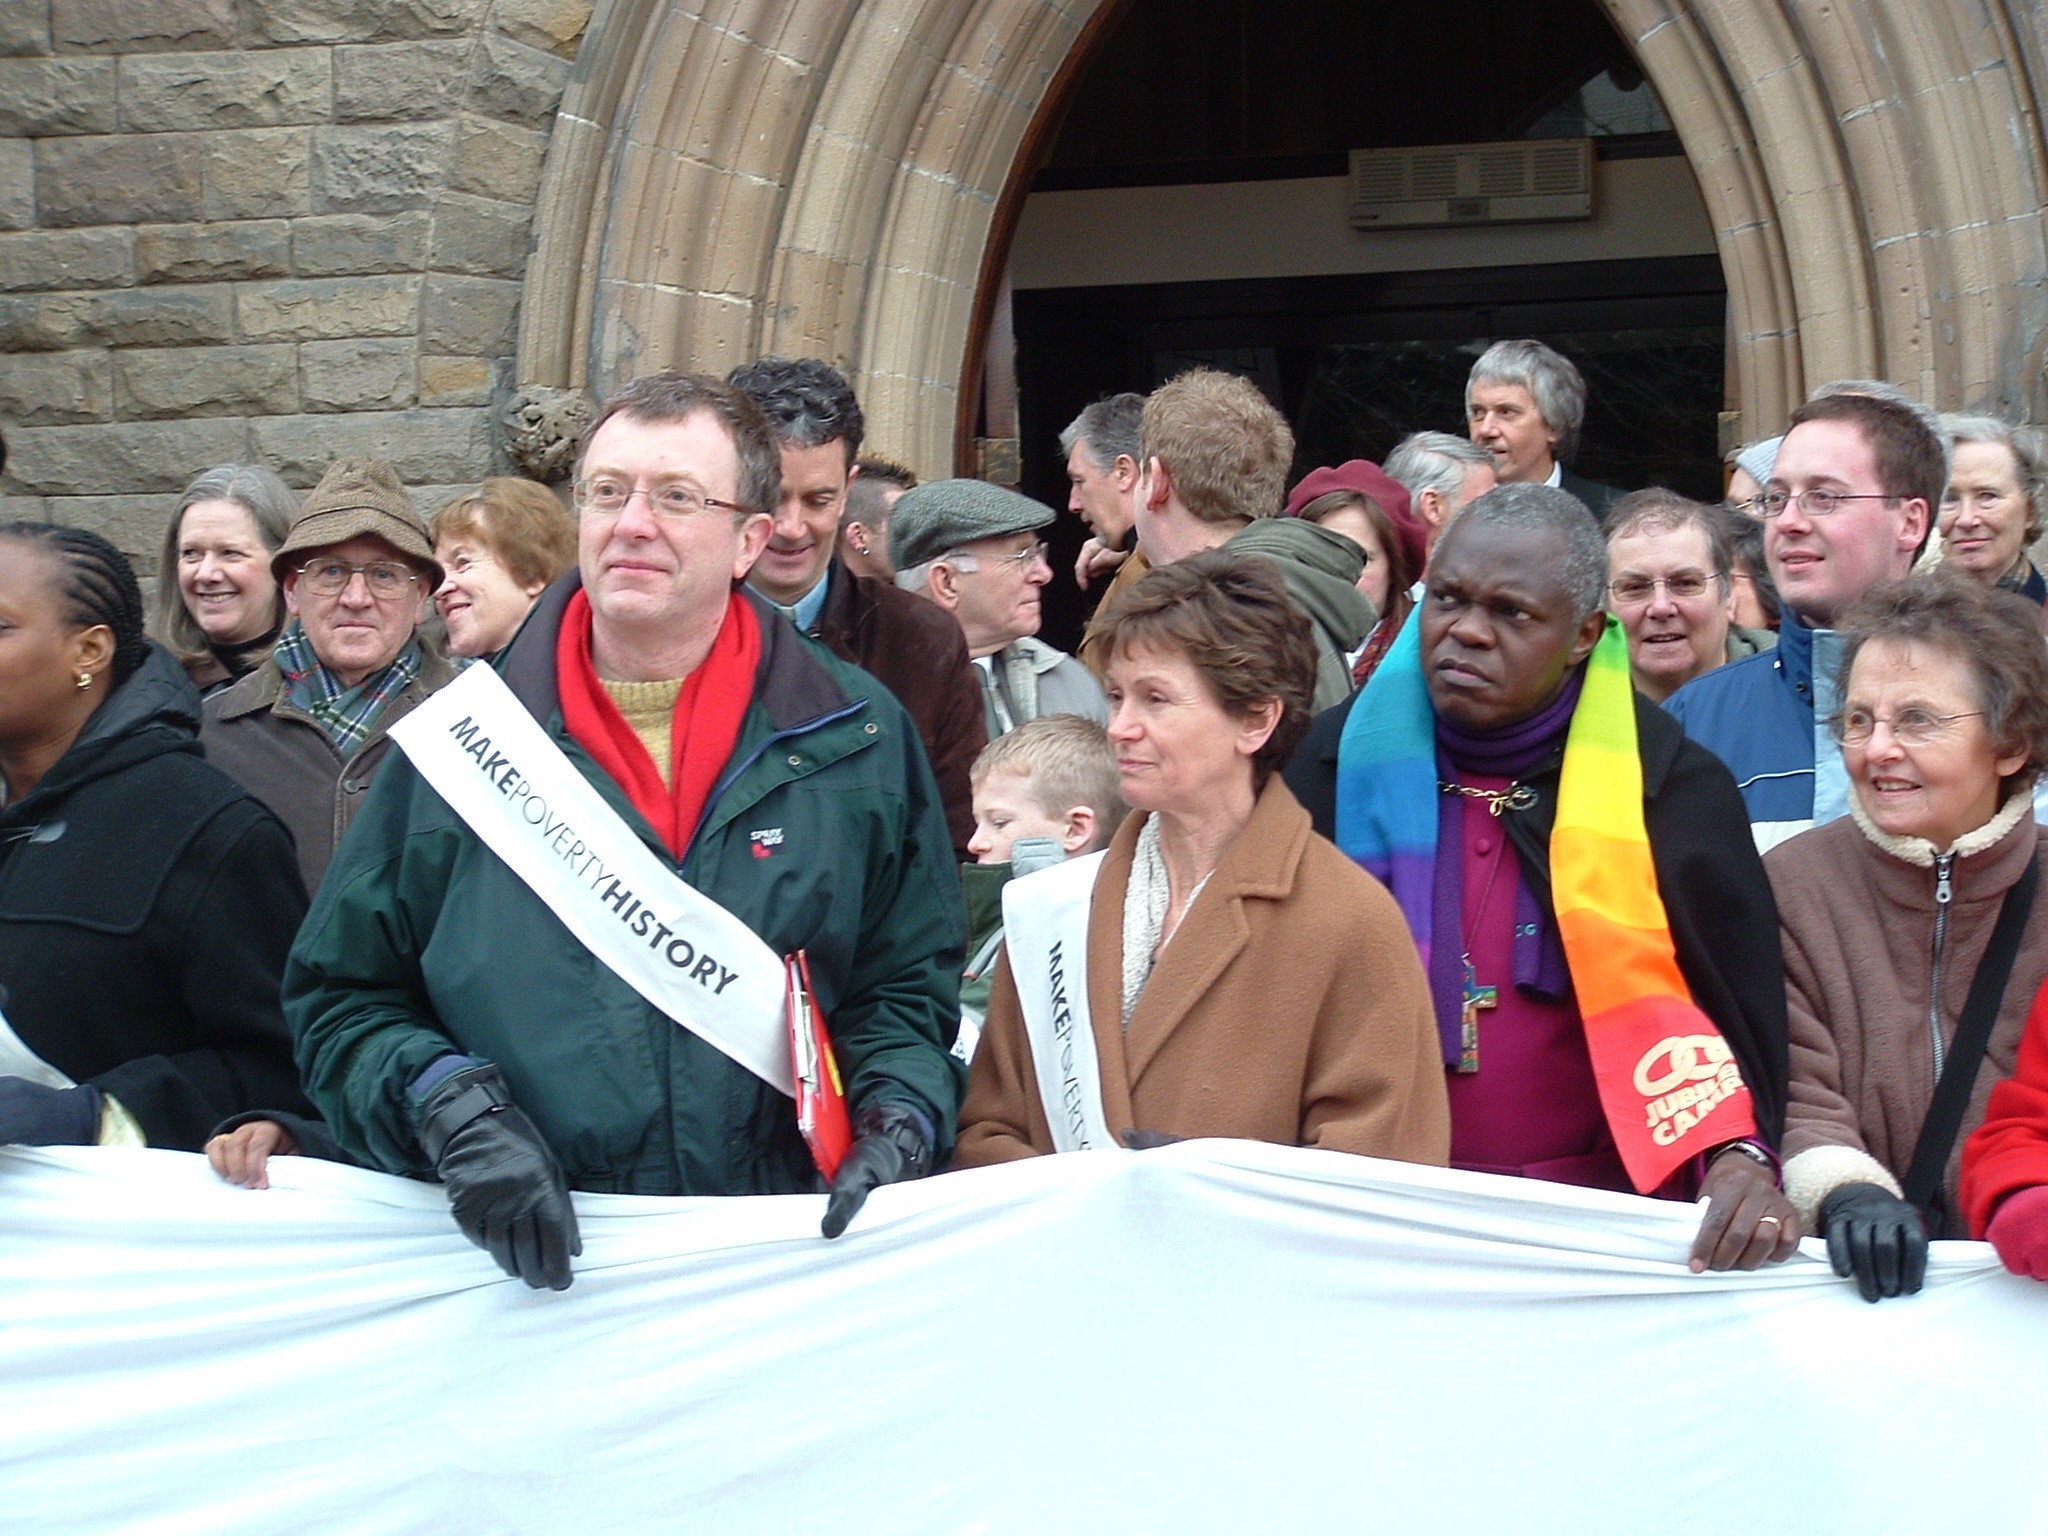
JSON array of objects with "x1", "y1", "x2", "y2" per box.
[{"x1": 0, "y1": 0, "x2": 589, "y2": 579}]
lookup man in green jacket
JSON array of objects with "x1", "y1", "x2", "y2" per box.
[
  {"x1": 285, "y1": 372, "x2": 967, "y2": 1290},
  {"x1": 1126, "y1": 366, "x2": 1373, "y2": 710}
]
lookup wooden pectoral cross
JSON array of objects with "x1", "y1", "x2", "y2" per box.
[{"x1": 1459, "y1": 955, "x2": 1495, "y2": 1075}]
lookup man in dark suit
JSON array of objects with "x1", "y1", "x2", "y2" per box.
[
  {"x1": 729, "y1": 357, "x2": 986, "y2": 860},
  {"x1": 1466, "y1": 338, "x2": 1624, "y2": 522}
]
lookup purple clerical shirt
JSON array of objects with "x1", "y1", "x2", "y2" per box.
[{"x1": 1442, "y1": 772, "x2": 1631, "y2": 1192}]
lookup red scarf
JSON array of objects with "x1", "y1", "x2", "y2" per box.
[{"x1": 555, "y1": 587, "x2": 762, "y2": 855}]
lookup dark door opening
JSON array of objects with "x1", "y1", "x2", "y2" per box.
[{"x1": 1015, "y1": 253, "x2": 1727, "y2": 652}]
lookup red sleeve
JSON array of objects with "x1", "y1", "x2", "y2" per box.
[{"x1": 1961, "y1": 977, "x2": 2048, "y2": 1236}]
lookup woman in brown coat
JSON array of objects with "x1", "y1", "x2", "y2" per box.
[
  {"x1": 953, "y1": 552, "x2": 1449, "y2": 1168},
  {"x1": 1769, "y1": 573, "x2": 2048, "y2": 1300}
]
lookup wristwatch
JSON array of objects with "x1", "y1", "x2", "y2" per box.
[{"x1": 1711, "y1": 1137, "x2": 1780, "y2": 1185}]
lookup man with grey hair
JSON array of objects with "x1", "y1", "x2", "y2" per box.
[
  {"x1": 1062, "y1": 393, "x2": 1151, "y2": 669},
  {"x1": 891, "y1": 478, "x2": 1106, "y2": 736},
  {"x1": 1062, "y1": 392, "x2": 1145, "y2": 557},
  {"x1": 1465, "y1": 339, "x2": 1622, "y2": 519},
  {"x1": 1384, "y1": 430, "x2": 1497, "y2": 556},
  {"x1": 1286, "y1": 482, "x2": 1794, "y2": 1272}
]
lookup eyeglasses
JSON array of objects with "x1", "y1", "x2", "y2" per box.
[
  {"x1": 296, "y1": 558, "x2": 421, "y2": 599},
  {"x1": 1827, "y1": 707, "x2": 1986, "y2": 746},
  {"x1": 1755, "y1": 488, "x2": 1896, "y2": 518},
  {"x1": 946, "y1": 541, "x2": 1049, "y2": 574},
  {"x1": 573, "y1": 479, "x2": 754, "y2": 520},
  {"x1": 1608, "y1": 572, "x2": 1720, "y2": 605}
]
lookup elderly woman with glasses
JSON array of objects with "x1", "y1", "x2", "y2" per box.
[
  {"x1": 1765, "y1": 572, "x2": 2048, "y2": 1301},
  {"x1": 1604, "y1": 490, "x2": 1775, "y2": 703},
  {"x1": 201, "y1": 458, "x2": 458, "y2": 896}
]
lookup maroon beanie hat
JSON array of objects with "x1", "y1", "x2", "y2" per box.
[{"x1": 1284, "y1": 459, "x2": 1428, "y2": 578}]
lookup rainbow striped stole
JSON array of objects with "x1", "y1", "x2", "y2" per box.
[{"x1": 1337, "y1": 613, "x2": 1756, "y2": 1192}]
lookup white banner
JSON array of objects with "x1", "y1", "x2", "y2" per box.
[
  {"x1": 389, "y1": 664, "x2": 791, "y2": 1093},
  {"x1": 2, "y1": 1143, "x2": 2044, "y2": 1534}
]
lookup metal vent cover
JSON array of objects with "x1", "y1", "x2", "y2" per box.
[{"x1": 1348, "y1": 138, "x2": 1594, "y2": 229}]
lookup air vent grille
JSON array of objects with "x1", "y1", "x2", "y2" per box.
[{"x1": 1348, "y1": 139, "x2": 1594, "y2": 230}]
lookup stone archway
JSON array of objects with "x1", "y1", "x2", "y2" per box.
[
  {"x1": 517, "y1": 0, "x2": 1113, "y2": 475},
  {"x1": 516, "y1": 0, "x2": 2048, "y2": 477},
  {"x1": 1604, "y1": 0, "x2": 2048, "y2": 434}
]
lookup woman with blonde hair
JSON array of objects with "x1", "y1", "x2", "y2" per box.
[{"x1": 154, "y1": 464, "x2": 297, "y2": 695}]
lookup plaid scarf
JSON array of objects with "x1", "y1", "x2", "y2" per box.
[{"x1": 274, "y1": 619, "x2": 423, "y2": 756}]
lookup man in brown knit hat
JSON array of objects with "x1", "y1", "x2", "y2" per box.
[{"x1": 202, "y1": 457, "x2": 458, "y2": 893}]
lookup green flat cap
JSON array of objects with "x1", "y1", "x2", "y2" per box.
[{"x1": 888, "y1": 478, "x2": 1054, "y2": 572}]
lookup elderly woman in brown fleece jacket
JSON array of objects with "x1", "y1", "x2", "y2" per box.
[
  {"x1": 1768, "y1": 573, "x2": 2048, "y2": 1301},
  {"x1": 952, "y1": 552, "x2": 1450, "y2": 1169}
]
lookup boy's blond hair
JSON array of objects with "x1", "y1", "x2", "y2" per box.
[{"x1": 969, "y1": 715, "x2": 1126, "y2": 852}]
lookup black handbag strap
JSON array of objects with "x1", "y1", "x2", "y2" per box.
[{"x1": 1902, "y1": 853, "x2": 2040, "y2": 1219}]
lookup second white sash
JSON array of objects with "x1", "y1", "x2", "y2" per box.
[{"x1": 1001, "y1": 852, "x2": 1115, "y2": 1153}]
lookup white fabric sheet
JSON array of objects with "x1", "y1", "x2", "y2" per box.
[{"x1": 2, "y1": 1141, "x2": 2043, "y2": 1534}]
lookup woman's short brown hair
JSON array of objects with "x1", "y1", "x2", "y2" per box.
[
  {"x1": 1091, "y1": 549, "x2": 1318, "y2": 787},
  {"x1": 431, "y1": 477, "x2": 578, "y2": 591},
  {"x1": 1837, "y1": 570, "x2": 2048, "y2": 782}
]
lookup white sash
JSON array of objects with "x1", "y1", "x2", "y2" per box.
[
  {"x1": 1000, "y1": 852, "x2": 1116, "y2": 1153},
  {"x1": 388, "y1": 665, "x2": 793, "y2": 1095}
]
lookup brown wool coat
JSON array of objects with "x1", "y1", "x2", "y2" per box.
[
  {"x1": 200, "y1": 642, "x2": 460, "y2": 896},
  {"x1": 954, "y1": 776, "x2": 1451, "y2": 1167},
  {"x1": 1768, "y1": 794, "x2": 2048, "y2": 1231}
]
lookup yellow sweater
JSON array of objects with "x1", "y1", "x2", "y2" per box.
[{"x1": 599, "y1": 676, "x2": 685, "y2": 787}]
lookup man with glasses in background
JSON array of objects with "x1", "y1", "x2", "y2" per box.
[
  {"x1": 1604, "y1": 489, "x2": 1775, "y2": 705},
  {"x1": 889, "y1": 478, "x2": 1106, "y2": 738},
  {"x1": 285, "y1": 373, "x2": 966, "y2": 1290},
  {"x1": 203, "y1": 457, "x2": 457, "y2": 893},
  {"x1": 1664, "y1": 389, "x2": 1945, "y2": 851}
]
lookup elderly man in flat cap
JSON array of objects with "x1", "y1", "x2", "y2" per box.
[
  {"x1": 892, "y1": 478, "x2": 1107, "y2": 738},
  {"x1": 202, "y1": 458, "x2": 456, "y2": 893}
]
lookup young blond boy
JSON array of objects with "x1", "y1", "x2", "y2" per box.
[{"x1": 958, "y1": 716, "x2": 1125, "y2": 1057}]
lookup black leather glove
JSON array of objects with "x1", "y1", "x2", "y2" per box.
[
  {"x1": 1821, "y1": 1181, "x2": 1927, "y2": 1303},
  {"x1": 411, "y1": 1061, "x2": 580, "y2": 1291},
  {"x1": 0, "y1": 1078, "x2": 103, "y2": 1146},
  {"x1": 821, "y1": 1102, "x2": 934, "y2": 1239}
]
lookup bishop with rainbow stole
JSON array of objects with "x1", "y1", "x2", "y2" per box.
[{"x1": 1285, "y1": 485, "x2": 1800, "y2": 1271}]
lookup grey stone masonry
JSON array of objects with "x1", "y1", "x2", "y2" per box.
[{"x1": 0, "y1": 0, "x2": 594, "y2": 570}]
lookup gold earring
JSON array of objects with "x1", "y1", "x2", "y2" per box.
[{"x1": 76, "y1": 672, "x2": 93, "y2": 690}]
